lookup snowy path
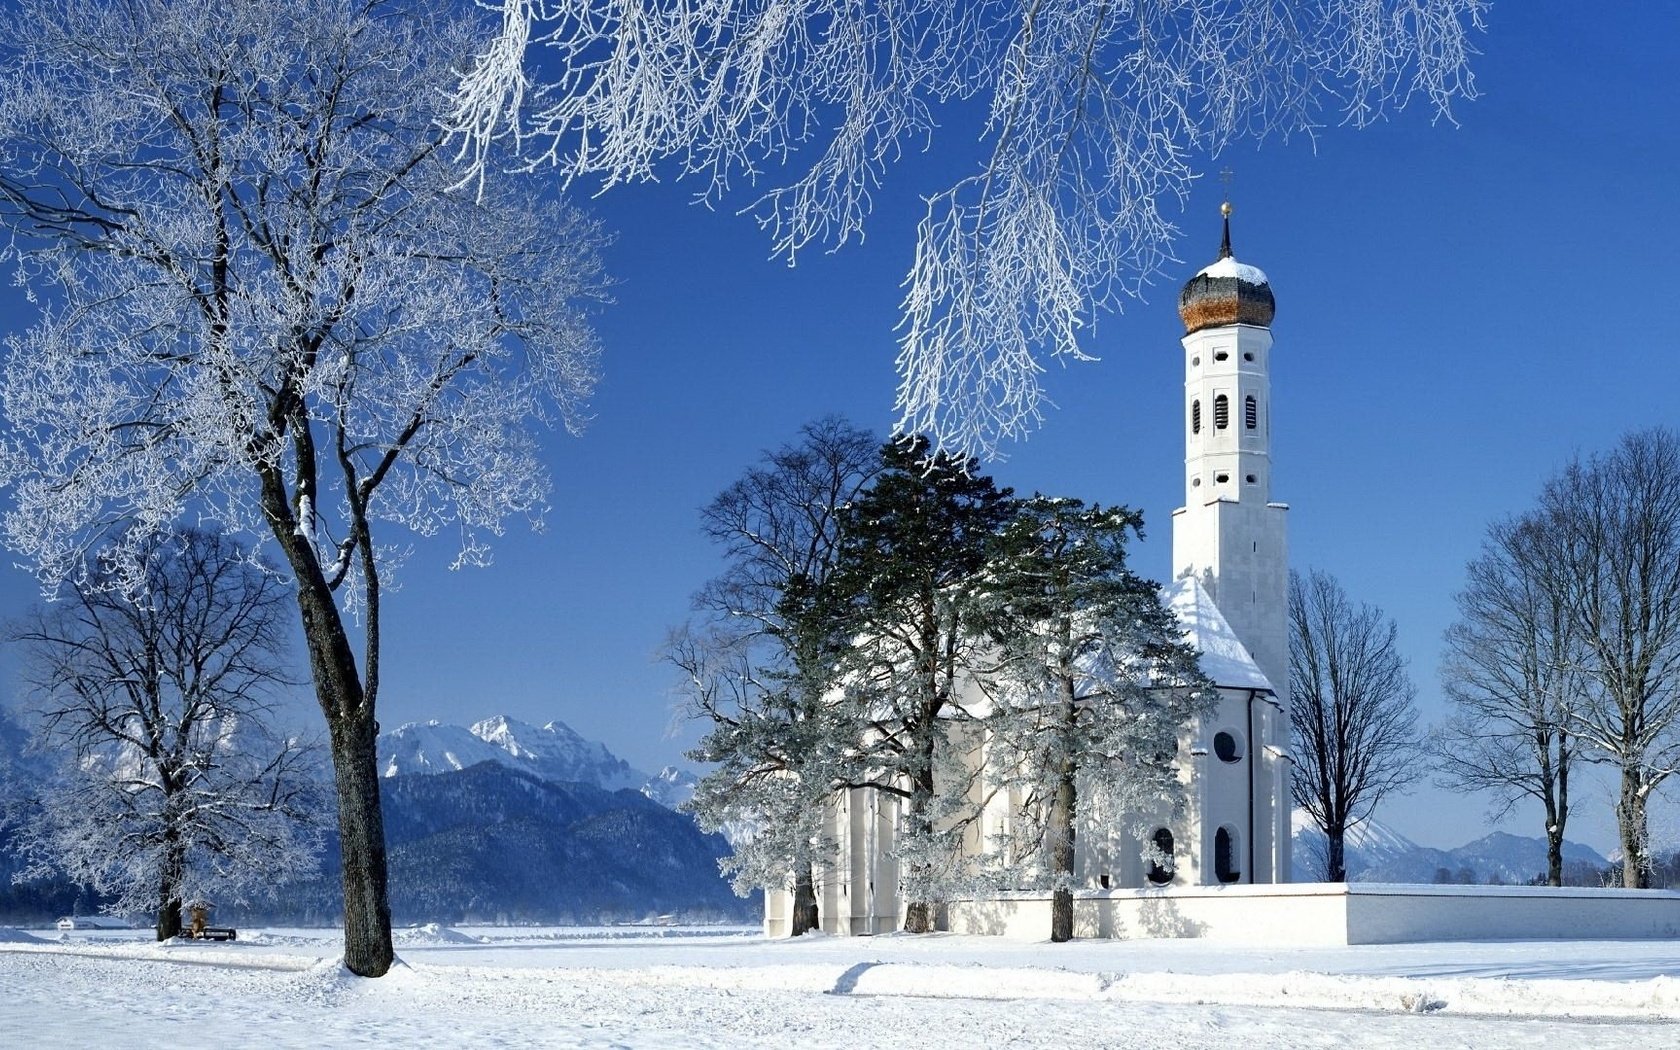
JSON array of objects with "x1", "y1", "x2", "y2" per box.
[{"x1": 4, "y1": 927, "x2": 1679, "y2": 1048}]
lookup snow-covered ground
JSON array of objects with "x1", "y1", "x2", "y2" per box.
[{"x1": 3, "y1": 924, "x2": 1679, "y2": 1047}]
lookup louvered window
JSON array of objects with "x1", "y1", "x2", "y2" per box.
[
  {"x1": 1245, "y1": 395, "x2": 1258, "y2": 429},
  {"x1": 1213, "y1": 394, "x2": 1229, "y2": 430},
  {"x1": 1191, "y1": 400, "x2": 1201, "y2": 434}
]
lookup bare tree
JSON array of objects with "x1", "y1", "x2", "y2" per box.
[
  {"x1": 448, "y1": 0, "x2": 1484, "y2": 457},
  {"x1": 0, "y1": 0, "x2": 604, "y2": 975},
  {"x1": 1540, "y1": 429, "x2": 1680, "y2": 888},
  {"x1": 675, "y1": 417, "x2": 880, "y2": 935},
  {"x1": 1288, "y1": 569, "x2": 1420, "y2": 882},
  {"x1": 10, "y1": 531, "x2": 320, "y2": 940},
  {"x1": 1431, "y1": 513, "x2": 1585, "y2": 885}
]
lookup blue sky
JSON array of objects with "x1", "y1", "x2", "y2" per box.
[{"x1": 2, "y1": 3, "x2": 1676, "y2": 855}]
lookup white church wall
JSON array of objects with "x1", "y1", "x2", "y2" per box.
[
  {"x1": 1341, "y1": 884, "x2": 1680, "y2": 943},
  {"x1": 944, "y1": 884, "x2": 1680, "y2": 945}
]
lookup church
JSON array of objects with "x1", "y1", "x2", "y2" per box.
[{"x1": 765, "y1": 206, "x2": 1294, "y2": 936}]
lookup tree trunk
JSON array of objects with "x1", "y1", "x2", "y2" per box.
[
  {"x1": 1047, "y1": 765, "x2": 1076, "y2": 943},
  {"x1": 156, "y1": 897, "x2": 183, "y2": 942},
  {"x1": 903, "y1": 900, "x2": 931, "y2": 934},
  {"x1": 329, "y1": 708, "x2": 394, "y2": 975},
  {"x1": 791, "y1": 860, "x2": 819, "y2": 936},
  {"x1": 1538, "y1": 752, "x2": 1565, "y2": 887},
  {"x1": 1326, "y1": 824, "x2": 1347, "y2": 883},
  {"x1": 902, "y1": 737, "x2": 937, "y2": 934},
  {"x1": 155, "y1": 825, "x2": 185, "y2": 941},
  {"x1": 266, "y1": 472, "x2": 395, "y2": 978},
  {"x1": 1617, "y1": 767, "x2": 1648, "y2": 889},
  {"x1": 1542, "y1": 784, "x2": 1564, "y2": 886},
  {"x1": 900, "y1": 712, "x2": 940, "y2": 934},
  {"x1": 155, "y1": 883, "x2": 183, "y2": 941}
]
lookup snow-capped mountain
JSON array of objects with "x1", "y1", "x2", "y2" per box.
[
  {"x1": 378, "y1": 720, "x2": 508, "y2": 779},
  {"x1": 377, "y1": 715, "x2": 685, "y2": 807},
  {"x1": 468, "y1": 715, "x2": 645, "y2": 792},
  {"x1": 641, "y1": 766, "x2": 700, "y2": 809},
  {"x1": 1290, "y1": 809, "x2": 1609, "y2": 885}
]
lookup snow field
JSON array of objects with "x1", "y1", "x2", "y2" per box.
[{"x1": 3, "y1": 927, "x2": 1679, "y2": 1048}]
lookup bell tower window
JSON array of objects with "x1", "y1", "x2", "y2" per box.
[
  {"x1": 1213, "y1": 394, "x2": 1229, "y2": 430},
  {"x1": 1191, "y1": 400, "x2": 1201, "y2": 434},
  {"x1": 1245, "y1": 395, "x2": 1258, "y2": 430}
]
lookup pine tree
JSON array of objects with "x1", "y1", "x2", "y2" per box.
[
  {"x1": 979, "y1": 497, "x2": 1212, "y2": 941},
  {"x1": 828, "y1": 436, "x2": 1015, "y2": 933}
]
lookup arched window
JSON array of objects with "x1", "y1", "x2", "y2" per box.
[
  {"x1": 1245, "y1": 395, "x2": 1258, "y2": 430},
  {"x1": 1146, "y1": 827, "x2": 1175, "y2": 885},
  {"x1": 1213, "y1": 394, "x2": 1229, "y2": 430},
  {"x1": 1215, "y1": 827, "x2": 1241, "y2": 884},
  {"x1": 1191, "y1": 400, "x2": 1201, "y2": 434}
]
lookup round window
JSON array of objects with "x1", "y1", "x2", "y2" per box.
[{"x1": 1213, "y1": 731, "x2": 1243, "y2": 763}]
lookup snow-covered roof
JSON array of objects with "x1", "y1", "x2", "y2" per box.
[
  {"x1": 1161, "y1": 576, "x2": 1274, "y2": 693},
  {"x1": 1195, "y1": 255, "x2": 1269, "y2": 285}
]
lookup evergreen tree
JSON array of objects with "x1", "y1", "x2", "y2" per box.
[
  {"x1": 979, "y1": 497, "x2": 1213, "y2": 941},
  {"x1": 828, "y1": 436, "x2": 1015, "y2": 933}
]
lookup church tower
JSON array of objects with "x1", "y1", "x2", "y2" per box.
[
  {"x1": 1165, "y1": 202, "x2": 1292, "y2": 886},
  {"x1": 1171, "y1": 203, "x2": 1289, "y2": 704}
]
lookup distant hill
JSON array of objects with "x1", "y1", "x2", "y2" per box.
[
  {"x1": 363, "y1": 716, "x2": 739, "y2": 924},
  {"x1": 377, "y1": 762, "x2": 751, "y2": 924},
  {"x1": 1290, "y1": 810, "x2": 1609, "y2": 886}
]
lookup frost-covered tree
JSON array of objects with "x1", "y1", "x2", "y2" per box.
[
  {"x1": 827, "y1": 436, "x2": 1015, "y2": 932},
  {"x1": 1288, "y1": 569, "x2": 1420, "y2": 882},
  {"x1": 0, "y1": 0, "x2": 605, "y2": 974},
  {"x1": 9, "y1": 530, "x2": 321, "y2": 941},
  {"x1": 979, "y1": 497, "x2": 1212, "y2": 941},
  {"x1": 449, "y1": 0, "x2": 1485, "y2": 457},
  {"x1": 671, "y1": 626, "x2": 848, "y2": 926},
  {"x1": 1431, "y1": 512, "x2": 1585, "y2": 886},
  {"x1": 676, "y1": 417, "x2": 879, "y2": 935},
  {"x1": 1538, "y1": 429, "x2": 1680, "y2": 889}
]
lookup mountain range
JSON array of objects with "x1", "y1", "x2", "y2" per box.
[
  {"x1": 1290, "y1": 810, "x2": 1610, "y2": 886},
  {"x1": 377, "y1": 715, "x2": 698, "y2": 809}
]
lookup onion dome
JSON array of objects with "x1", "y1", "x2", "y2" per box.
[{"x1": 1178, "y1": 202, "x2": 1275, "y2": 334}]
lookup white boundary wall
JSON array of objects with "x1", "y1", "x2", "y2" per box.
[{"x1": 944, "y1": 883, "x2": 1680, "y2": 945}]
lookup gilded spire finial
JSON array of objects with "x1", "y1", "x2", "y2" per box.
[{"x1": 1217, "y1": 168, "x2": 1235, "y2": 258}]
